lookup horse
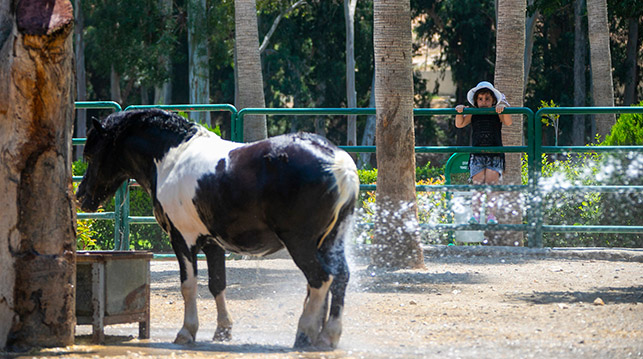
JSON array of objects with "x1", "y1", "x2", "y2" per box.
[{"x1": 76, "y1": 109, "x2": 359, "y2": 349}]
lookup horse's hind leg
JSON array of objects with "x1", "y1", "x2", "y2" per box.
[
  {"x1": 201, "y1": 242, "x2": 232, "y2": 341},
  {"x1": 315, "y1": 218, "x2": 351, "y2": 349},
  {"x1": 293, "y1": 271, "x2": 333, "y2": 348}
]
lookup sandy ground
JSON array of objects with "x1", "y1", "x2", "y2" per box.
[{"x1": 5, "y1": 246, "x2": 643, "y2": 359}]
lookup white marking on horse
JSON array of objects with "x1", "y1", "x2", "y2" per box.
[{"x1": 155, "y1": 128, "x2": 241, "y2": 247}]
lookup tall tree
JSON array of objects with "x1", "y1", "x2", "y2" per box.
[
  {"x1": 345, "y1": 0, "x2": 358, "y2": 146},
  {"x1": 235, "y1": 0, "x2": 267, "y2": 142},
  {"x1": 573, "y1": 0, "x2": 587, "y2": 145},
  {"x1": 372, "y1": 0, "x2": 424, "y2": 269},
  {"x1": 587, "y1": 0, "x2": 615, "y2": 139},
  {"x1": 189, "y1": 0, "x2": 211, "y2": 125},
  {"x1": 0, "y1": 0, "x2": 75, "y2": 349},
  {"x1": 155, "y1": 0, "x2": 173, "y2": 105},
  {"x1": 494, "y1": 0, "x2": 525, "y2": 246},
  {"x1": 74, "y1": 0, "x2": 87, "y2": 160},
  {"x1": 622, "y1": 17, "x2": 639, "y2": 106},
  {"x1": 524, "y1": 0, "x2": 540, "y2": 90}
]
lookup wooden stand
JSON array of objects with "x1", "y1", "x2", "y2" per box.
[{"x1": 76, "y1": 251, "x2": 153, "y2": 343}]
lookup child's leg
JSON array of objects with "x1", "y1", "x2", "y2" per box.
[
  {"x1": 471, "y1": 171, "x2": 486, "y2": 221},
  {"x1": 483, "y1": 169, "x2": 501, "y2": 220}
]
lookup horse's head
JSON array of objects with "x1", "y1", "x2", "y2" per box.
[{"x1": 76, "y1": 118, "x2": 130, "y2": 212}]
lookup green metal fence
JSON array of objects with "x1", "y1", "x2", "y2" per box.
[
  {"x1": 532, "y1": 107, "x2": 643, "y2": 247},
  {"x1": 73, "y1": 102, "x2": 643, "y2": 249}
]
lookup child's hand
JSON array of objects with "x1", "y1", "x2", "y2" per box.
[
  {"x1": 495, "y1": 103, "x2": 506, "y2": 114},
  {"x1": 456, "y1": 105, "x2": 467, "y2": 113}
]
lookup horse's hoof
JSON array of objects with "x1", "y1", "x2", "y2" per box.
[
  {"x1": 293, "y1": 332, "x2": 313, "y2": 349},
  {"x1": 213, "y1": 327, "x2": 232, "y2": 341},
  {"x1": 314, "y1": 334, "x2": 336, "y2": 351},
  {"x1": 173, "y1": 329, "x2": 195, "y2": 345}
]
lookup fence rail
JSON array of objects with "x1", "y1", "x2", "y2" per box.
[{"x1": 73, "y1": 102, "x2": 643, "y2": 249}]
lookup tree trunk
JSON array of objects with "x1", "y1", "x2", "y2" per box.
[
  {"x1": 154, "y1": 0, "x2": 173, "y2": 106},
  {"x1": 110, "y1": 65, "x2": 122, "y2": 104},
  {"x1": 523, "y1": 0, "x2": 539, "y2": 90},
  {"x1": 235, "y1": 0, "x2": 267, "y2": 142},
  {"x1": 587, "y1": 0, "x2": 615, "y2": 139},
  {"x1": 372, "y1": 0, "x2": 424, "y2": 269},
  {"x1": 623, "y1": 17, "x2": 639, "y2": 106},
  {"x1": 573, "y1": 0, "x2": 587, "y2": 145},
  {"x1": 188, "y1": 0, "x2": 211, "y2": 125},
  {"x1": 0, "y1": 0, "x2": 76, "y2": 349},
  {"x1": 494, "y1": 0, "x2": 525, "y2": 246},
  {"x1": 358, "y1": 73, "x2": 376, "y2": 169},
  {"x1": 345, "y1": 0, "x2": 357, "y2": 146},
  {"x1": 74, "y1": 0, "x2": 86, "y2": 160}
]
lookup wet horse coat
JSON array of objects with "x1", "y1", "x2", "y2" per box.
[{"x1": 76, "y1": 109, "x2": 359, "y2": 348}]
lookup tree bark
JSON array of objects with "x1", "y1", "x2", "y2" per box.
[
  {"x1": 523, "y1": 0, "x2": 539, "y2": 91},
  {"x1": 573, "y1": 0, "x2": 587, "y2": 145},
  {"x1": 345, "y1": 0, "x2": 357, "y2": 146},
  {"x1": 372, "y1": 0, "x2": 424, "y2": 269},
  {"x1": 494, "y1": 0, "x2": 525, "y2": 246},
  {"x1": 587, "y1": 0, "x2": 615, "y2": 139},
  {"x1": 358, "y1": 73, "x2": 376, "y2": 169},
  {"x1": 188, "y1": 0, "x2": 211, "y2": 125},
  {"x1": 110, "y1": 65, "x2": 122, "y2": 104},
  {"x1": 0, "y1": 0, "x2": 76, "y2": 349},
  {"x1": 235, "y1": 0, "x2": 267, "y2": 142},
  {"x1": 74, "y1": 0, "x2": 86, "y2": 160},
  {"x1": 623, "y1": 17, "x2": 639, "y2": 106},
  {"x1": 154, "y1": 0, "x2": 173, "y2": 106}
]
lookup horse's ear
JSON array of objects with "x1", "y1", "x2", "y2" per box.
[{"x1": 92, "y1": 118, "x2": 105, "y2": 135}]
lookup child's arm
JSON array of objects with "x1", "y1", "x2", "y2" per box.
[
  {"x1": 455, "y1": 105, "x2": 471, "y2": 128},
  {"x1": 495, "y1": 103, "x2": 513, "y2": 126}
]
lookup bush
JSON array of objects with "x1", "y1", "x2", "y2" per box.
[{"x1": 603, "y1": 101, "x2": 643, "y2": 146}]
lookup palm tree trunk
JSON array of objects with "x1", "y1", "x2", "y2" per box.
[
  {"x1": 74, "y1": 0, "x2": 87, "y2": 160},
  {"x1": 372, "y1": 0, "x2": 424, "y2": 269},
  {"x1": 345, "y1": 0, "x2": 357, "y2": 146},
  {"x1": 494, "y1": 0, "x2": 525, "y2": 246},
  {"x1": 188, "y1": 0, "x2": 211, "y2": 125},
  {"x1": 587, "y1": 0, "x2": 615, "y2": 139},
  {"x1": 623, "y1": 17, "x2": 639, "y2": 106},
  {"x1": 573, "y1": 0, "x2": 587, "y2": 145},
  {"x1": 155, "y1": 0, "x2": 173, "y2": 105},
  {"x1": 358, "y1": 73, "x2": 376, "y2": 169},
  {"x1": 235, "y1": 0, "x2": 267, "y2": 142}
]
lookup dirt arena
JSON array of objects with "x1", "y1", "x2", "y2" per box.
[{"x1": 7, "y1": 246, "x2": 643, "y2": 359}]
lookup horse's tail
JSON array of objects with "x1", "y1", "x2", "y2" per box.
[{"x1": 318, "y1": 150, "x2": 360, "y2": 248}]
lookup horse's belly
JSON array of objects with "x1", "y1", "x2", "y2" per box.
[{"x1": 213, "y1": 229, "x2": 284, "y2": 257}]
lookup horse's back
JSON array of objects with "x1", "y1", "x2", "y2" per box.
[{"x1": 194, "y1": 133, "x2": 348, "y2": 254}]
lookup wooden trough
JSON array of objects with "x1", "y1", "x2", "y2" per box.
[{"x1": 76, "y1": 251, "x2": 153, "y2": 343}]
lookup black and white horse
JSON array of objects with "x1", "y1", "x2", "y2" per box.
[{"x1": 76, "y1": 109, "x2": 359, "y2": 349}]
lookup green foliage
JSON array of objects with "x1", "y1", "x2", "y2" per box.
[
  {"x1": 602, "y1": 102, "x2": 643, "y2": 146},
  {"x1": 416, "y1": 161, "x2": 444, "y2": 182},
  {"x1": 357, "y1": 168, "x2": 377, "y2": 184},
  {"x1": 76, "y1": 220, "x2": 99, "y2": 250},
  {"x1": 82, "y1": 0, "x2": 177, "y2": 101},
  {"x1": 413, "y1": 0, "x2": 496, "y2": 101}
]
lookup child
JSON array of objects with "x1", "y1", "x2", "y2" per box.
[{"x1": 455, "y1": 81, "x2": 512, "y2": 224}]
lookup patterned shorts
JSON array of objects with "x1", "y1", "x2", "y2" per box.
[{"x1": 468, "y1": 153, "x2": 505, "y2": 179}]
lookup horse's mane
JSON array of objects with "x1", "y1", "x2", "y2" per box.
[{"x1": 101, "y1": 109, "x2": 198, "y2": 139}]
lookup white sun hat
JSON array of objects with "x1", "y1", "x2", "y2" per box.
[{"x1": 467, "y1": 81, "x2": 506, "y2": 107}]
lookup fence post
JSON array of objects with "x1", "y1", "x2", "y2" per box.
[{"x1": 113, "y1": 180, "x2": 130, "y2": 250}]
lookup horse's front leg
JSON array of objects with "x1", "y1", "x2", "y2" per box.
[
  {"x1": 202, "y1": 242, "x2": 232, "y2": 341},
  {"x1": 171, "y1": 237, "x2": 200, "y2": 344}
]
